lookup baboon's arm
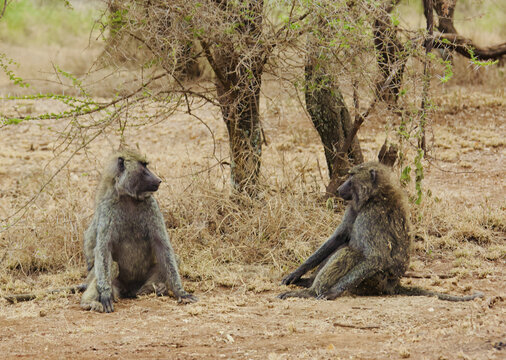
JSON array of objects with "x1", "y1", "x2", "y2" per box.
[
  {"x1": 83, "y1": 215, "x2": 98, "y2": 271},
  {"x1": 281, "y1": 207, "x2": 355, "y2": 285},
  {"x1": 151, "y1": 205, "x2": 197, "y2": 303},
  {"x1": 318, "y1": 255, "x2": 381, "y2": 300},
  {"x1": 154, "y1": 231, "x2": 185, "y2": 296},
  {"x1": 94, "y1": 219, "x2": 115, "y2": 313}
]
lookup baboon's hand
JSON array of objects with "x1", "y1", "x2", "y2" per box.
[
  {"x1": 281, "y1": 271, "x2": 302, "y2": 285},
  {"x1": 277, "y1": 291, "x2": 291, "y2": 299},
  {"x1": 177, "y1": 293, "x2": 198, "y2": 304},
  {"x1": 99, "y1": 293, "x2": 114, "y2": 313}
]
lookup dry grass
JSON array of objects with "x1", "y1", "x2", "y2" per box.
[{"x1": 1, "y1": 173, "x2": 504, "y2": 297}]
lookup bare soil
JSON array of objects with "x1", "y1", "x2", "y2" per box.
[
  {"x1": 0, "y1": 289, "x2": 505, "y2": 360},
  {"x1": 0, "y1": 82, "x2": 505, "y2": 359}
]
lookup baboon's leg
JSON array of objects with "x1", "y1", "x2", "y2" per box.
[
  {"x1": 311, "y1": 247, "x2": 363, "y2": 297},
  {"x1": 136, "y1": 265, "x2": 168, "y2": 297},
  {"x1": 277, "y1": 288, "x2": 316, "y2": 299},
  {"x1": 352, "y1": 272, "x2": 398, "y2": 296},
  {"x1": 290, "y1": 251, "x2": 335, "y2": 288},
  {"x1": 81, "y1": 276, "x2": 121, "y2": 312},
  {"x1": 151, "y1": 211, "x2": 197, "y2": 303},
  {"x1": 81, "y1": 276, "x2": 104, "y2": 312},
  {"x1": 281, "y1": 207, "x2": 355, "y2": 286},
  {"x1": 318, "y1": 253, "x2": 382, "y2": 300},
  {"x1": 289, "y1": 278, "x2": 314, "y2": 288},
  {"x1": 81, "y1": 262, "x2": 120, "y2": 312},
  {"x1": 278, "y1": 247, "x2": 362, "y2": 299}
]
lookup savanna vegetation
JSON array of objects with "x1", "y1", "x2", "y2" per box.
[{"x1": 0, "y1": 0, "x2": 504, "y2": 358}]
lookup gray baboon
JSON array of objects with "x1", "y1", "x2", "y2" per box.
[
  {"x1": 81, "y1": 149, "x2": 197, "y2": 313},
  {"x1": 279, "y1": 162, "x2": 483, "y2": 302}
]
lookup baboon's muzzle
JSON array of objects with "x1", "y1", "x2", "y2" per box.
[
  {"x1": 337, "y1": 178, "x2": 353, "y2": 201},
  {"x1": 143, "y1": 169, "x2": 162, "y2": 192}
]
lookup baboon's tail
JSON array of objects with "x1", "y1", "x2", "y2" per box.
[
  {"x1": 4, "y1": 283, "x2": 87, "y2": 304},
  {"x1": 395, "y1": 285, "x2": 484, "y2": 302}
]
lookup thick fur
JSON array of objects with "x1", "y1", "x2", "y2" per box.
[
  {"x1": 81, "y1": 149, "x2": 197, "y2": 313},
  {"x1": 279, "y1": 162, "x2": 483, "y2": 302}
]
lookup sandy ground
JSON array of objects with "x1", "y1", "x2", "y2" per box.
[{"x1": 0, "y1": 288, "x2": 505, "y2": 359}]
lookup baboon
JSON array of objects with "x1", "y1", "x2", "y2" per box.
[
  {"x1": 279, "y1": 162, "x2": 483, "y2": 302},
  {"x1": 81, "y1": 149, "x2": 197, "y2": 313}
]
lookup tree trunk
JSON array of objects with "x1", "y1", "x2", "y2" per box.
[
  {"x1": 203, "y1": 1, "x2": 265, "y2": 195},
  {"x1": 216, "y1": 72, "x2": 263, "y2": 194},
  {"x1": 434, "y1": 0, "x2": 457, "y2": 34},
  {"x1": 305, "y1": 46, "x2": 363, "y2": 179}
]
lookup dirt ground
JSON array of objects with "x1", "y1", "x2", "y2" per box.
[
  {"x1": 1, "y1": 77, "x2": 505, "y2": 358},
  {"x1": 0, "y1": 289, "x2": 504, "y2": 360}
]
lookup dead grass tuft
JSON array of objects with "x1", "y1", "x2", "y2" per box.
[
  {"x1": 409, "y1": 194, "x2": 504, "y2": 275},
  {"x1": 161, "y1": 177, "x2": 344, "y2": 291}
]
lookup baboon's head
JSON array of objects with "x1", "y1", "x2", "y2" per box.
[
  {"x1": 338, "y1": 162, "x2": 394, "y2": 211},
  {"x1": 100, "y1": 149, "x2": 162, "y2": 201}
]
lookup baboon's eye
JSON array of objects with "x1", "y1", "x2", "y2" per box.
[
  {"x1": 118, "y1": 157, "x2": 125, "y2": 171},
  {"x1": 140, "y1": 161, "x2": 148, "y2": 167},
  {"x1": 369, "y1": 169, "x2": 377, "y2": 183}
]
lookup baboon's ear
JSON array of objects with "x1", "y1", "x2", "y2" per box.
[
  {"x1": 369, "y1": 168, "x2": 377, "y2": 184},
  {"x1": 118, "y1": 157, "x2": 125, "y2": 172}
]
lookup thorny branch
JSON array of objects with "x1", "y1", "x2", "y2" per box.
[
  {"x1": 0, "y1": 0, "x2": 7, "y2": 20},
  {"x1": 0, "y1": 127, "x2": 106, "y2": 268},
  {"x1": 434, "y1": 33, "x2": 506, "y2": 60},
  {"x1": 419, "y1": 0, "x2": 434, "y2": 153}
]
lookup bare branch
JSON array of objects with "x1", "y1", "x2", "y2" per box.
[
  {"x1": 0, "y1": 0, "x2": 7, "y2": 20},
  {"x1": 434, "y1": 33, "x2": 506, "y2": 60},
  {"x1": 418, "y1": 0, "x2": 434, "y2": 153},
  {"x1": 200, "y1": 40, "x2": 230, "y2": 89}
]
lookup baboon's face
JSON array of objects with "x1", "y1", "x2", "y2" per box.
[
  {"x1": 338, "y1": 163, "x2": 379, "y2": 206},
  {"x1": 337, "y1": 177, "x2": 354, "y2": 201},
  {"x1": 115, "y1": 157, "x2": 162, "y2": 200}
]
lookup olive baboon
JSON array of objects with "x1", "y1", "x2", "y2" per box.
[
  {"x1": 279, "y1": 162, "x2": 483, "y2": 302},
  {"x1": 81, "y1": 149, "x2": 197, "y2": 313}
]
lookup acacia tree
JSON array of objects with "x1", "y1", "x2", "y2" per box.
[
  {"x1": 200, "y1": 1, "x2": 266, "y2": 194},
  {"x1": 98, "y1": 0, "x2": 309, "y2": 195},
  {"x1": 7, "y1": 0, "x2": 500, "y2": 201},
  {"x1": 304, "y1": 33, "x2": 364, "y2": 180},
  {"x1": 107, "y1": 0, "x2": 391, "y2": 191},
  {"x1": 302, "y1": 1, "x2": 410, "y2": 190}
]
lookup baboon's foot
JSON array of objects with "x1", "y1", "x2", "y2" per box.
[
  {"x1": 136, "y1": 282, "x2": 168, "y2": 297},
  {"x1": 177, "y1": 293, "x2": 198, "y2": 304},
  {"x1": 81, "y1": 300, "x2": 104, "y2": 313},
  {"x1": 277, "y1": 290, "x2": 315, "y2": 300},
  {"x1": 316, "y1": 287, "x2": 345, "y2": 300},
  {"x1": 154, "y1": 283, "x2": 168, "y2": 296}
]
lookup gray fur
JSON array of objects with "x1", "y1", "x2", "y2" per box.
[
  {"x1": 279, "y1": 162, "x2": 483, "y2": 302},
  {"x1": 81, "y1": 149, "x2": 197, "y2": 313}
]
